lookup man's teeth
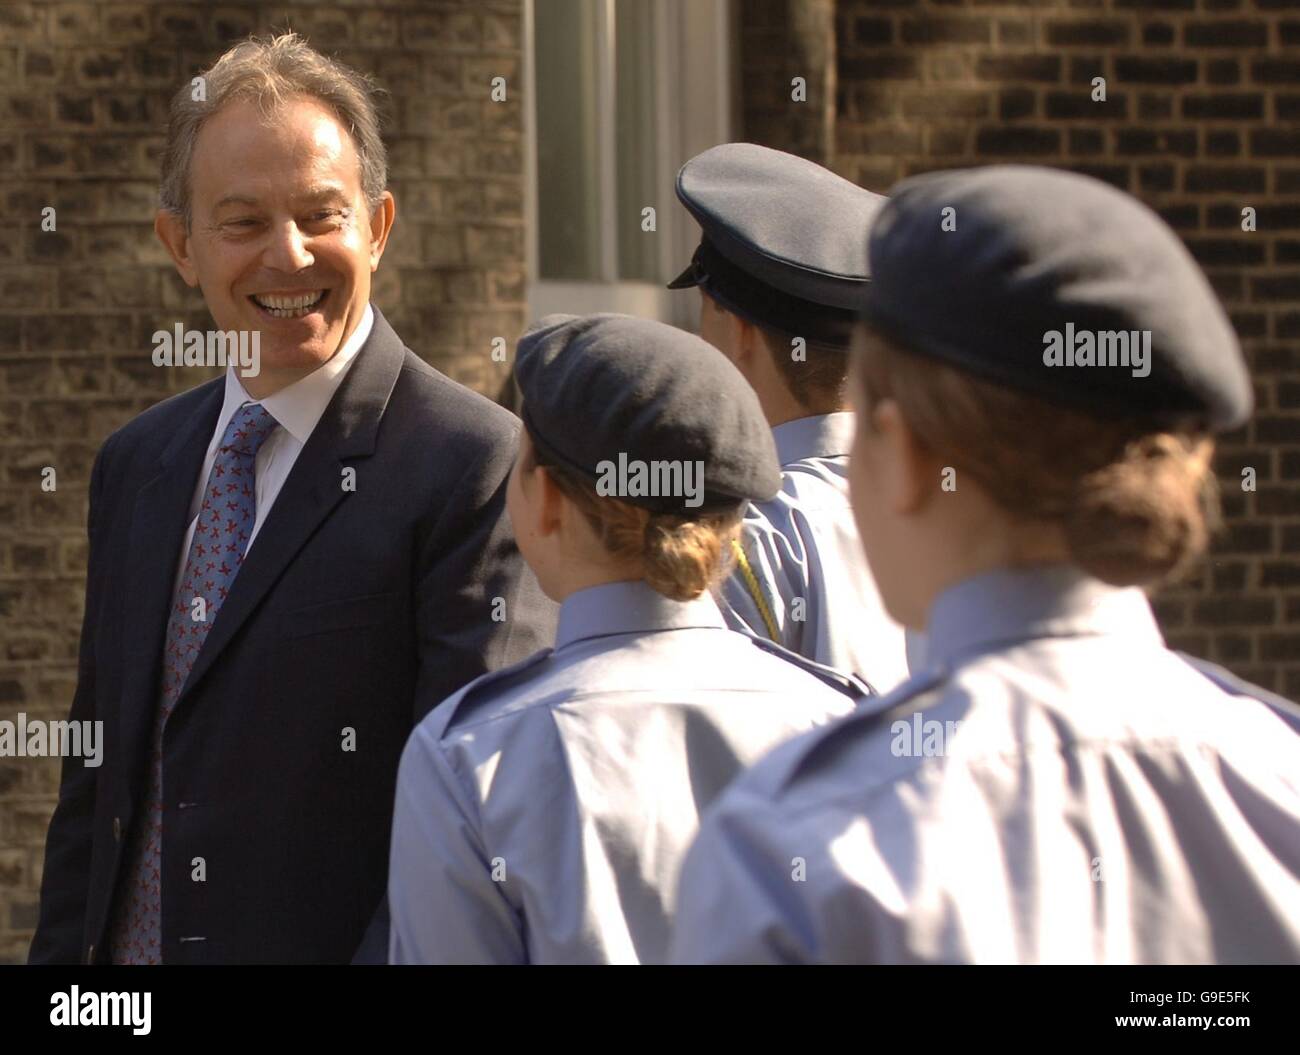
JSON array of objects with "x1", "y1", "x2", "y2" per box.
[{"x1": 251, "y1": 290, "x2": 325, "y2": 317}]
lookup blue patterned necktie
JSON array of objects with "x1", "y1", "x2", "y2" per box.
[{"x1": 109, "y1": 401, "x2": 278, "y2": 964}]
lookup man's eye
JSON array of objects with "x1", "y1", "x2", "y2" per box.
[{"x1": 218, "y1": 212, "x2": 343, "y2": 231}]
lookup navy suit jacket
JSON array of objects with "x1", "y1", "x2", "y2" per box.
[{"x1": 28, "y1": 307, "x2": 557, "y2": 964}]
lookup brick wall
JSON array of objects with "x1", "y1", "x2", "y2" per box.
[
  {"x1": 0, "y1": 0, "x2": 527, "y2": 963},
  {"x1": 741, "y1": 0, "x2": 839, "y2": 163},
  {"x1": 3, "y1": 0, "x2": 1296, "y2": 965},
  {"x1": 741, "y1": 0, "x2": 1300, "y2": 696}
]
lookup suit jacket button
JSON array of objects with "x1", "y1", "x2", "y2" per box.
[{"x1": 112, "y1": 817, "x2": 122, "y2": 841}]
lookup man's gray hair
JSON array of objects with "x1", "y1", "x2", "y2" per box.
[{"x1": 160, "y1": 32, "x2": 388, "y2": 227}]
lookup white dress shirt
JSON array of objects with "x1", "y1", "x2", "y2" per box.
[{"x1": 170, "y1": 305, "x2": 374, "y2": 600}]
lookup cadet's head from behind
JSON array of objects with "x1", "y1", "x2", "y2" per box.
[
  {"x1": 154, "y1": 32, "x2": 396, "y2": 398},
  {"x1": 508, "y1": 314, "x2": 782, "y2": 604},
  {"x1": 847, "y1": 166, "x2": 1252, "y2": 630},
  {"x1": 668, "y1": 143, "x2": 886, "y2": 426}
]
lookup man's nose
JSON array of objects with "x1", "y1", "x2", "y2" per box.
[{"x1": 262, "y1": 219, "x2": 315, "y2": 272}]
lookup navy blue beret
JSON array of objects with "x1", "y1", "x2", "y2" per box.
[
  {"x1": 861, "y1": 165, "x2": 1252, "y2": 432},
  {"x1": 668, "y1": 143, "x2": 887, "y2": 344},
  {"x1": 514, "y1": 314, "x2": 781, "y2": 514}
]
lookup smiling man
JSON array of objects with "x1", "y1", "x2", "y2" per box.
[{"x1": 28, "y1": 33, "x2": 555, "y2": 965}]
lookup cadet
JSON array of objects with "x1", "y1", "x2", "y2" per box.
[
  {"x1": 387, "y1": 313, "x2": 862, "y2": 964},
  {"x1": 668, "y1": 142, "x2": 913, "y2": 692},
  {"x1": 671, "y1": 166, "x2": 1300, "y2": 964}
]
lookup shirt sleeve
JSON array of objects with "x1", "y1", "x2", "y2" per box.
[{"x1": 387, "y1": 722, "x2": 527, "y2": 964}]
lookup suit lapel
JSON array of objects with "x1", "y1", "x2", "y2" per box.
[{"x1": 169, "y1": 307, "x2": 407, "y2": 715}]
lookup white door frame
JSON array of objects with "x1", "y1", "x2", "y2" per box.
[{"x1": 522, "y1": 0, "x2": 736, "y2": 330}]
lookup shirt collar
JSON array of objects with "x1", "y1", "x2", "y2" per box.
[
  {"x1": 923, "y1": 564, "x2": 1164, "y2": 670},
  {"x1": 219, "y1": 302, "x2": 375, "y2": 445},
  {"x1": 770, "y1": 411, "x2": 855, "y2": 465},
  {"x1": 555, "y1": 580, "x2": 726, "y2": 651}
]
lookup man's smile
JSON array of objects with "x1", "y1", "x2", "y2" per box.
[{"x1": 246, "y1": 288, "x2": 332, "y2": 320}]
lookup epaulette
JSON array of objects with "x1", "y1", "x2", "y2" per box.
[
  {"x1": 777, "y1": 665, "x2": 952, "y2": 792},
  {"x1": 439, "y1": 648, "x2": 555, "y2": 729},
  {"x1": 743, "y1": 631, "x2": 874, "y2": 699}
]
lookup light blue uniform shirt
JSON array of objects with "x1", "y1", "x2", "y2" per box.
[
  {"x1": 719, "y1": 412, "x2": 914, "y2": 693},
  {"x1": 674, "y1": 565, "x2": 1300, "y2": 964},
  {"x1": 388, "y1": 580, "x2": 858, "y2": 964}
]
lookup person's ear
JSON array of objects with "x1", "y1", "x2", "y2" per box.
[
  {"x1": 155, "y1": 209, "x2": 199, "y2": 287},
  {"x1": 702, "y1": 293, "x2": 748, "y2": 367},
  {"x1": 367, "y1": 191, "x2": 396, "y2": 270},
  {"x1": 734, "y1": 315, "x2": 765, "y2": 371},
  {"x1": 869, "y1": 398, "x2": 934, "y2": 517},
  {"x1": 533, "y1": 465, "x2": 567, "y2": 539}
]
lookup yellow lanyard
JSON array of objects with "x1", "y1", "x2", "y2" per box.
[{"x1": 729, "y1": 537, "x2": 780, "y2": 641}]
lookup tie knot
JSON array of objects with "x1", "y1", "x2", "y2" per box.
[{"x1": 219, "y1": 402, "x2": 279, "y2": 458}]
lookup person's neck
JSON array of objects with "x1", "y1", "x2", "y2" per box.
[
  {"x1": 239, "y1": 365, "x2": 323, "y2": 401},
  {"x1": 911, "y1": 524, "x2": 1072, "y2": 631},
  {"x1": 549, "y1": 569, "x2": 643, "y2": 605},
  {"x1": 239, "y1": 307, "x2": 365, "y2": 400},
  {"x1": 765, "y1": 401, "x2": 847, "y2": 428}
]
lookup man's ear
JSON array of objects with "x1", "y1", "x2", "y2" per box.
[
  {"x1": 155, "y1": 209, "x2": 200, "y2": 287},
  {"x1": 368, "y1": 191, "x2": 396, "y2": 270},
  {"x1": 870, "y1": 398, "x2": 935, "y2": 517},
  {"x1": 702, "y1": 292, "x2": 747, "y2": 367}
]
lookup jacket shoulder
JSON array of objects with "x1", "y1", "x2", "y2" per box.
[
  {"x1": 392, "y1": 349, "x2": 521, "y2": 447},
  {"x1": 102, "y1": 378, "x2": 223, "y2": 454}
]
